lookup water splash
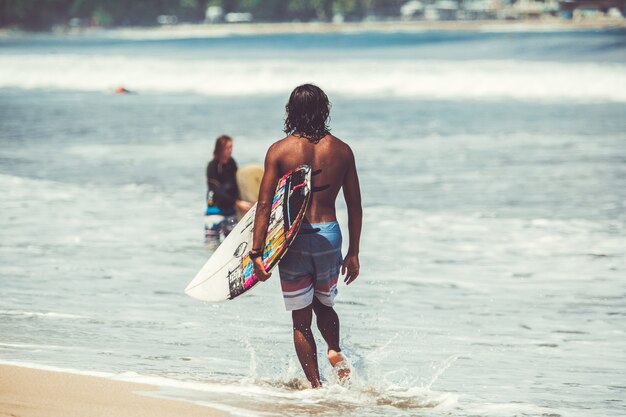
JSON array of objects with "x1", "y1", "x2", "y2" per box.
[
  {"x1": 425, "y1": 354, "x2": 463, "y2": 390},
  {"x1": 240, "y1": 338, "x2": 257, "y2": 384},
  {"x1": 231, "y1": 336, "x2": 462, "y2": 415}
]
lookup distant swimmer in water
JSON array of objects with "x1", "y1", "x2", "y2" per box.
[
  {"x1": 205, "y1": 135, "x2": 253, "y2": 244},
  {"x1": 114, "y1": 86, "x2": 133, "y2": 94},
  {"x1": 251, "y1": 84, "x2": 362, "y2": 388}
]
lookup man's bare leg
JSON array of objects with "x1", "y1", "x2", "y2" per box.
[
  {"x1": 292, "y1": 305, "x2": 321, "y2": 388},
  {"x1": 312, "y1": 298, "x2": 350, "y2": 381}
]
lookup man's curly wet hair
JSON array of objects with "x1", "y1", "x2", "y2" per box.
[{"x1": 284, "y1": 84, "x2": 331, "y2": 143}]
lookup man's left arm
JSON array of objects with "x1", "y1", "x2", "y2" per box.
[{"x1": 341, "y1": 146, "x2": 362, "y2": 285}]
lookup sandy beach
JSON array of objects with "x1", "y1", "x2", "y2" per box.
[
  {"x1": 0, "y1": 364, "x2": 225, "y2": 417},
  {"x1": 1, "y1": 17, "x2": 624, "y2": 39}
]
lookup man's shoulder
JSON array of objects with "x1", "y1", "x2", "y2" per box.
[
  {"x1": 268, "y1": 134, "x2": 352, "y2": 155},
  {"x1": 328, "y1": 134, "x2": 347, "y2": 145},
  {"x1": 272, "y1": 135, "x2": 292, "y2": 146},
  {"x1": 327, "y1": 134, "x2": 352, "y2": 155},
  {"x1": 267, "y1": 135, "x2": 294, "y2": 153}
]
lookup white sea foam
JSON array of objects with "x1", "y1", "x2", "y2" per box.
[
  {"x1": 463, "y1": 402, "x2": 565, "y2": 416},
  {"x1": 0, "y1": 335, "x2": 465, "y2": 414},
  {"x1": 0, "y1": 342, "x2": 77, "y2": 350},
  {"x1": 1, "y1": 54, "x2": 625, "y2": 102},
  {"x1": 0, "y1": 358, "x2": 458, "y2": 416},
  {"x1": 0, "y1": 310, "x2": 88, "y2": 319},
  {"x1": 0, "y1": 359, "x2": 113, "y2": 378}
]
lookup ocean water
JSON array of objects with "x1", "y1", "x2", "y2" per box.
[{"x1": 1, "y1": 28, "x2": 626, "y2": 416}]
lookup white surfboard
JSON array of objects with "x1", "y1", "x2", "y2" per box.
[{"x1": 186, "y1": 165, "x2": 312, "y2": 302}]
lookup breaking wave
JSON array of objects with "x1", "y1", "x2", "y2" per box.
[{"x1": 1, "y1": 54, "x2": 625, "y2": 102}]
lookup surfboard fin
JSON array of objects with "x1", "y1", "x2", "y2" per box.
[
  {"x1": 310, "y1": 169, "x2": 329, "y2": 192},
  {"x1": 299, "y1": 228, "x2": 321, "y2": 234},
  {"x1": 311, "y1": 184, "x2": 330, "y2": 192}
]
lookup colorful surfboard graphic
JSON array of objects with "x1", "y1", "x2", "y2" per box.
[{"x1": 226, "y1": 165, "x2": 311, "y2": 299}]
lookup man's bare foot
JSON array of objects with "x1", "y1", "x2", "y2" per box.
[{"x1": 328, "y1": 350, "x2": 351, "y2": 382}]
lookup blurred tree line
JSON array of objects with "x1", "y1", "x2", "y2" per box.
[{"x1": 0, "y1": 0, "x2": 406, "y2": 30}]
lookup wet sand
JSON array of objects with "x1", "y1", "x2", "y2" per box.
[{"x1": 0, "y1": 364, "x2": 226, "y2": 417}]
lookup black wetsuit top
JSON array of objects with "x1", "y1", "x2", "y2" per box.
[{"x1": 206, "y1": 158, "x2": 239, "y2": 212}]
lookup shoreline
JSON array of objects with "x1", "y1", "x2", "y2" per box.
[
  {"x1": 1, "y1": 18, "x2": 625, "y2": 38},
  {"x1": 0, "y1": 363, "x2": 227, "y2": 417}
]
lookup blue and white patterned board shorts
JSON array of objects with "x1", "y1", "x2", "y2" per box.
[{"x1": 278, "y1": 222, "x2": 343, "y2": 311}]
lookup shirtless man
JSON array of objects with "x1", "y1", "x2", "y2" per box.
[{"x1": 250, "y1": 84, "x2": 362, "y2": 388}]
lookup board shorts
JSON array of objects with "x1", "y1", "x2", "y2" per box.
[{"x1": 278, "y1": 221, "x2": 343, "y2": 311}]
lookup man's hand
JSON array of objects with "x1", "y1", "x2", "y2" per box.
[
  {"x1": 253, "y1": 257, "x2": 271, "y2": 282},
  {"x1": 341, "y1": 253, "x2": 360, "y2": 285},
  {"x1": 236, "y1": 200, "x2": 253, "y2": 213}
]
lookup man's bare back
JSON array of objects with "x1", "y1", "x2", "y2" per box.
[{"x1": 262, "y1": 133, "x2": 357, "y2": 223}]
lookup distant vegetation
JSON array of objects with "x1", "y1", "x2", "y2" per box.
[{"x1": 0, "y1": 0, "x2": 406, "y2": 30}]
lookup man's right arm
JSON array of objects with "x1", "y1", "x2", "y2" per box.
[
  {"x1": 251, "y1": 143, "x2": 280, "y2": 281},
  {"x1": 341, "y1": 146, "x2": 362, "y2": 285}
]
